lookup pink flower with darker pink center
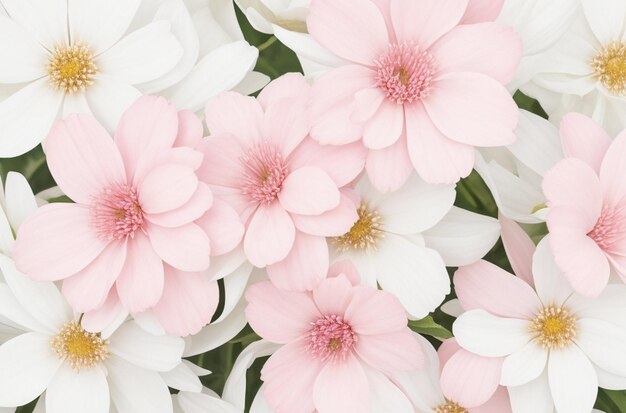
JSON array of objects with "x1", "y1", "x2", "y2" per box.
[
  {"x1": 245, "y1": 262, "x2": 423, "y2": 413},
  {"x1": 13, "y1": 96, "x2": 244, "y2": 337},
  {"x1": 198, "y1": 73, "x2": 366, "y2": 291},
  {"x1": 543, "y1": 113, "x2": 626, "y2": 297},
  {"x1": 307, "y1": 0, "x2": 521, "y2": 190}
]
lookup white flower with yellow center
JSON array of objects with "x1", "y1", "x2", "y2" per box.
[
  {"x1": 331, "y1": 175, "x2": 500, "y2": 319},
  {"x1": 0, "y1": 0, "x2": 185, "y2": 157}
]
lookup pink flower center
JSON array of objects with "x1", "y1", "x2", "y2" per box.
[
  {"x1": 91, "y1": 184, "x2": 145, "y2": 241},
  {"x1": 240, "y1": 142, "x2": 289, "y2": 205},
  {"x1": 306, "y1": 315, "x2": 357, "y2": 362},
  {"x1": 375, "y1": 42, "x2": 436, "y2": 104},
  {"x1": 588, "y1": 205, "x2": 626, "y2": 251}
]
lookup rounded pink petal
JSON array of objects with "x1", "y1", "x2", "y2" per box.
[
  {"x1": 266, "y1": 232, "x2": 329, "y2": 292},
  {"x1": 279, "y1": 167, "x2": 340, "y2": 216},
  {"x1": 328, "y1": 260, "x2": 361, "y2": 286},
  {"x1": 204, "y1": 92, "x2": 264, "y2": 146},
  {"x1": 151, "y1": 266, "x2": 219, "y2": 337},
  {"x1": 355, "y1": 330, "x2": 423, "y2": 371},
  {"x1": 560, "y1": 113, "x2": 612, "y2": 174},
  {"x1": 257, "y1": 72, "x2": 311, "y2": 110},
  {"x1": 363, "y1": 101, "x2": 404, "y2": 150},
  {"x1": 499, "y1": 214, "x2": 536, "y2": 288},
  {"x1": 292, "y1": 192, "x2": 358, "y2": 237},
  {"x1": 148, "y1": 223, "x2": 211, "y2": 272},
  {"x1": 366, "y1": 134, "x2": 414, "y2": 193},
  {"x1": 132, "y1": 147, "x2": 204, "y2": 186},
  {"x1": 245, "y1": 281, "x2": 321, "y2": 343},
  {"x1": 344, "y1": 287, "x2": 408, "y2": 335},
  {"x1": 312, "y1": 274, "x2": 353, "y2": 315},
  {"x1": 139, "y1": 164, "x2": 198, "y2": 214},
  {"x1": 470, "y1": 386, "x2": 512, "y2": 413},
  {"x1": 262, "y1": 94, "x2": 309, "y2": 158},
  {"x1": 14, "y1": 203, "x2": 108, "y2": 281},
  {"x1": 261, "y1": 339, "x2": 323, "y2": 413},
  {"x1": 424, "y1": 72, "x2": 517, "y2": 147},
  {"x1": 461, "y1": 0, "x2": 503, "y2": 23},
  {"x1": 313, "y1": 353, "x2": 369, "y2": 413},
  {"x1": 174, "y1": 109, "x2": 203, "y2": 148},
  {"x1": 62, "y1": 241, "x2": 127, "y2": 313},
  {"x1": 146, "y1": 182, "x2": 213, "y2": 228},
  {"x1": 82, "y1": 289, "x2": 128, "y2": 335},
  {"x1": 116, "y1": 231, "x2": 164, "y2": 313},
  {"x1": 431, "y1": 23, "x2": 521, "y2": 84},
  {"x1": 405, "y1": 103, "x2": 474, "y2": 184},
  {"x1": 196, "y1": 134, "x2": 244, "y2": 188},
  {"x1": 114, "y1": 96, "x2": 179, "y2": 179},
  {"x1": 244, "y1": 203, "x2": 295, "y2": 267},
  {"x1": 352, "y1": 88, "x2": 385, "y2": 123},
  {"x1": 390, "y1": 0, "x2": 468, "y2": 48},
  {"x1": 438, "y1": 338, "x2": 461, "y2": 369},
  {"x1": 308, "y1": 0, "x2": 388, "y2": 65},
  {"x1": 195, "y1": 199, "x2": 244, "y2": 256},
  {"x1": 454, "y1": 260, "x2": 541, "y2": 319},
  {"x1": 44, "y1": 114, "x2": 126, "y2": 204},
  {"x1": 600, "y1": 130, "x2": 626, "y2": 205}
]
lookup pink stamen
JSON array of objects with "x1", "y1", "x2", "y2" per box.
[
  {"x1": 588, "y1": 204, "x2": 626, "y2": 251},
  {"x1": 91, "y1": 184, "x2": 144, "y2": 241},
  {"x1": 375, "y1": 42, "x2": 436, "y2": 105},
  {"x1": 240, "y1": 142, "x2": 288, "y2": 205},
  {"x1": 306, "y1": 315, "x2": 357, "y2": 362}
]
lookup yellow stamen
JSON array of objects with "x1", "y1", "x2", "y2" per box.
[
  {"x1": 333, "y1": 202, "x2": 383, "y2": 252},
  {"x1": 435, "y1": 400, "x2": 468, "y2": 413},
  {"x1": 47, "y1": 44, "x2": 97, "y2": 94},
  {"x1": 530, "y1": 305, "x2": 577, "y2": 350},
  {"x1": 51, "y1": 321, "x2": 109, "y2": 370},
  {"x1": 593, "y1": 41, "x2": 626, "y2": 95}
]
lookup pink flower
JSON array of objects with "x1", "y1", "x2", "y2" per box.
[
  {"x1": 198, "y1": 73, "x2": 365, "y2": 291},
  {"x1": 307, "y1": 0, "x2": 521, "y2": 190},
  {"x1": 13, "y1": 96, "x2": 244, "y2": 336},
  {"x1": 543, "y1": 113, "x2": 626, "y2": 297},
  {"x1": 245, "y1": 262, "x2": 423, "y2": 413}
]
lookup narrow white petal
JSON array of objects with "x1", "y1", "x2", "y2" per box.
[
  {"x1": 0, "y1": 16, "x2": 48, "y2": 83},
  {"x1": 177, "y1": 391, "x2": 239, "y2": 413},
  {"x1": 4, "y1": 172, "x2": 37, "y2": 233},
  {"x1": 160, "y1": 361, "x2": 202, "y2": 393},
  {"x1": 46, "y1": 363, "x2": 109, "y2": 413},
  {"x1": 532, "y1": 237, "x2": 574, "y2": 306},
  {"x1": 501, "y1": 340, "x2": 548, "y2": 386},
  {"x1": 85, "y1": 75, "x2": 141, "y2": 132},
  {"x1": 508, "y1": 369, "x2": 554, "y2": 413},
  {"x1": 576, "y1": 318, "x2": 626, "y2": 377},
  {"x1": 1, "y1": 0, "x2": 68, "y2": 49},
  {"x1": 548, "y1": 345, "x2": 598, "y2": 413}
]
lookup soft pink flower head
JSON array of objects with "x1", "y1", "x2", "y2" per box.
[
  {"x1": 13, "y1": 96, "x2": 244, "y2": 336},
  {"x1": 543, "y1": 113, "x2": 626, "y2": 297},
  {"x1": 198, "y1": 73, "x2": 366, "y2": 291},
  {"x1": 245, "y1": 261, "x2": 423, "y2": 413},
  {"x1": 307, "y1": 0, "x2": 521, "y2": 190}
]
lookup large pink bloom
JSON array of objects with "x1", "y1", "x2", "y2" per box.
[
  {"x1": 543, "y1": 113, "x2": 626, "y2": 297},
  {"x1": 307, "y1": 0, "x2": 521, "y2": 190},
  {"x1": 245, "y1": 262, "x2": 423, "y2": 413},
  {"x1": 198, "y1": 73, "x2": 365, "y2": 291},
  {"x1": 13, "y1": 96, "x2": 244, "y2": 336}
]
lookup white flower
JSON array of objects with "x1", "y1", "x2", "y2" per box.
[
  {"x1": 521, "y1": 0, "x2": 626, "y2": 136},
  {"x1": 452, "y1": 238, "x2": 626, "y2": 413},
  {"x1": 0, "y1": 261, "x2": 185, "y2": 413},
  {"x1": 331, "y1": 174, "x2": 500, "y2": 319}
]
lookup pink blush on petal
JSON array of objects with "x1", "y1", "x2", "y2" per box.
[
  {"x1": 306, "y1": 315, "x2": 357, "y2": 362},
  {"x1": 240, "y1": 142, "x2": 289, "y2": 205},
  {"x1": 91, "y1": 183, "x2": 145, "y2": 241}
]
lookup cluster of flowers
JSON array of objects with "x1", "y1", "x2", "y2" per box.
[{"x1": 0, "y1": 0, "x2": 625, "y2": 412}]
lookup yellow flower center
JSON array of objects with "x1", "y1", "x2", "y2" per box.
[
  {"x1": 333, "y1": 202, "x2": 383, "y2": 252},
  {"x1": 593, "y1": 41, "x2": 626, "y2": 95},
  {"x1": 47, "y1": 44, "x2": 97, "y2": 94},
  {"x1": 51, "y1": 321, "x2": 109, "y2": 370},
  {"x1": 530, "y1": 305, "x2": 577, "y2": 350},
  {"x1": 435, "y1": 400, "x2": 468, "y2": 413}
]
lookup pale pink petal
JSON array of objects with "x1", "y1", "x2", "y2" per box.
[
  {"x1": 139, "y1": 164, "x2": 198, "y2": 214},
  {"x1": 266, "y1": 232, "x2": 329, "y2": 292},
  {"x1": 344, "y1": 287, "x2": 408, "y2": 335},
  {"x1": 257, "y1": 72, "x2": 311, "y2": 109},
  {"x1": 308, "y1": 0, "x2": 388, "y2": 65},
  {"x1": 291, "y1": 193, "x2": 359, "y2": 237},
  {"x1": 278, "y1": 167, "x2": 340, "y2": 216},
  {"x1": 355, "y1": 330, "x2": 423, "y2": 371},
  {"x1": 114, "y1": 96, "x2": 179, "y2": 179},
  {"x1": 366, "y1": 134, "x2": 413, "y2": 193},
  {"x1": 461, "y1": 0, "x2": 503, "y2": 23},
  {"x1": 313, "y1": 354, "x2": 369, "y2": 413},
  {"x1": 499, "y1": 213, "x2": 536, "y2": 288},
  {"x1": 147, "y1": 183, "x2": 213, "y2": 228},
  {"x1": 390, "y1": 0, "x2": 468, "y2": 48},
  {"x1": 312, "y1": 275, "x2": 353, "y2": 315},
  {"x1": 148, "y1": 223, "x2": 211, "y2": 272},
  {"x1": 362, "y1": 101, "x2": 404, "y2": 150},
  {"x1": 405, "y1": 103, "x2": 474, "y2": 184},
  {"x1": 116, "y1": 231, "x2": 164, "y2": 313},
  {"x1": 174, "y1": 109, "x2": 203, "y2": 148},
  {"x1": 352, "y1": 88, "x2": 385, "y2": 123},
  {"x1": 440, "y1": 349, "x2": 503, "y2": 408},
  {"x1": 62, "y1": 241, "x2": 127, "y2": 313},
  {"x1": 425, "y1": 72, "x2": 517, "y2": 147},
  {"x1": 288, "y1": 138, "x2": 367, "y2": 187},
  {"x1": 438, "y1": 337, "x2": 461, "y2": 369},
  {"x1": 244, "y1": 203, "x2": 295, "y2": 267},
  {"x1": 82, "y1": 289, "x2": 128, "y2": 336},
  {"x1": 205, "y1": 92, "x2": 264, "y2": 146},
  {"x1": 470, "y1": 387, "x2": 512, "y2": 413},
  {"x1": 195, "y1": 199, "x2": 244, "y2": 256},
  {"x1": 263, "y1": 95, "x2": 309, "y2": 158},
  {"x1": 431, "y1": 23, "x2": 521, "y2": 84},
  {"x1": 44, "y1": 115, "x2": 126, "y2": 204},
  {"x1": 454, "y1": 260, "x2": 541, "y2": 319},
  {"x1": 262, "y1": 340, "x2": 323, "y2": 413},
  {"x1": 132, "y1": 147, "x2": 204, "y2": 185},
  {"x1": 196, "y1": 134, "x2": 244, "y2": 188},
  {"x1": 13, "y1": 204, "x2": 108, "y2": 281},
  {"x1": 151, "y1": 266, "x2": 219, "y2": 337},
  {"x1": 599, "y1": 130, "x2": 626, "y2": 205},
  {"x1": 328, "y1": 260, "x2": 361, "y2": 286},
  {"x1": 560, "y1": 113, "x2": 612, "y2": 174},
  {"x1": 245, "y1": 281, "x2": 320, "y2": 343}
]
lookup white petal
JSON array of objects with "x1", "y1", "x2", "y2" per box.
[
  {"x1": 0, "y1": 79, "x2": 63, "y2": 158},
  {"x1": 548, "y1": 345, "x2": 598, "y2": 413},
  {"x1": 216, "y1": 262, "x2": 253, "y2": 323},
  {"x1": 273, "y1": 25, "x2": 347, "y2": 67},
  {"x1": 532, "y1": 237, "x2": 573, "y2": 306},
  {"x1": 177, "y1": 391, "x2": 239, "y2": 413},
  {"x1": 576, "y1": 318, "x2": 626, "y2": 377},
  {"x1": 423, "y1": 207, "x2": 501, "y2": 267},
  {"x1": 85, "y1": 75, "x2": 141, "y2": 132},
  {"x1": 46, "y1": 363, "x2": 109, "y2": 413},
  {"x1": 508, "y1": 369, "x2": 554, "y2": 413},
  {"x1": 1, "y1": 0, "x2": 68, "y2": 49},
  {"x1": 567, "y1": 284, "x2": 626, "y2": 329},
  {"x1": 160, "y1": 361, "x2": 202, "y2": 393},
  {"x1": 501, "y1": 340, "x2": 547, "y2": 386},
  {"x1": 365, "y1": 367, "x2": 414, "y2": 413},
  {"x1": 0, "y1": 332, "x2": 62, "y2": 407},
  {"x1": 595, "y1": 365, "x2": 626, "y2": 390},
  {"x1": 0, "y1": 16, "x2": 48, "y2": 83},
  {"x1": 98, "y1": 21, "x2": 183, "y2": 85},
  {"x1": 108, "y1": 321, "x2": 184, "y2": 372},
  {"x1": 4, "y1": 171, "x2": 37, "y2": 232},
  {"x1": 250, "y1": 385, "x2": 273, "y2": 413},
  {"x1": 453, "y1": 310, "x2": 531, "y2": 357},
  {"x1": 582, "y1": 0, "x2": 626, "y2": 45},
  {"x1": 232, "y1": 71, "x2": 271, "y2": 96},
  {"x1": 0, "y1": 283, "x2": 49, "y2": 333}
]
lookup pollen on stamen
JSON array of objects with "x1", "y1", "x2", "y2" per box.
[
  {"x1": 240, "y1": 142, "x2": 289, "y2": 205},
  {"x1": 334, "y1": 202, "x2": 384, "y2": 252},
  {"x1": 306, "y1": 315, "x2": 357, "y2": 362},
  {"x1": 51, "y1": 321, "x2": 109, "y2": 371},
  {"x1": 530, "y1": 305, "x2": 577, "y2": 350},
  {"x1": 91, "y1": 184, "x2": 145, "y2": 241},
  {"x1": 593, "y1": 41, "x2": 626, "y2": 95},
  {"x1": 434, "y1": 400, "x2": 468, "y2": 413},
  {"x1": 47, "y1": 43, "x2": 97, "y2": 94},
  {"x1": 375, "y1": 42, "x2": 436, "y2": 104}
]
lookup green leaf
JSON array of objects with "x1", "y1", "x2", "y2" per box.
[
  {"x1": 597, "y1": 389, "x2": 626, "y2": 413},
  {"x1": 408, "y1": 315, "x2": 453, "y2": 340}
]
